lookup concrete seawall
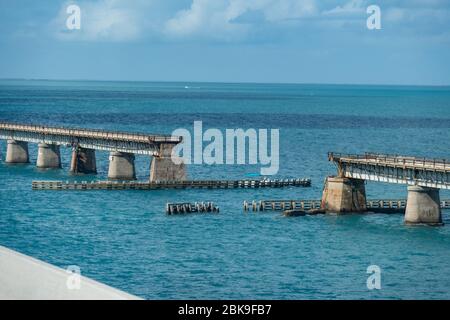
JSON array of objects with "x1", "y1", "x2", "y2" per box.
[{"x1": 0, "y1": 246, "x2": 141, "y2": 300}]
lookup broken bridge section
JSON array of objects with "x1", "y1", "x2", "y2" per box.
[
  {"x1": 0, "y1": 122, "x2": 184, "y2": 180},
  {"x1": 323, "y1": 152, "x2": 450, "y2": 225}
]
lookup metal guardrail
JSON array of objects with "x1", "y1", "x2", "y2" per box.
[
  {"x1": 0, "y1": 122, "x2": 181, "y2": 144},
  {"x1": 328, "y1": 152, "x2": 450, "y2": 171}
]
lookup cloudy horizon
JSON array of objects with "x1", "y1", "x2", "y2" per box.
[{"x1": 0, "y1": 0, "x2": 449, "y2": 85}]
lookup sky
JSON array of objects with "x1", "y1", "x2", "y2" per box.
[{"x1": 0, "y1": 0, "x2": 449, "y2": 85}]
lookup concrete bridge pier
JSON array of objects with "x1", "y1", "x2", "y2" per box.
[
  {"x1": 405, "y1": 186, "x2": 443, "y2": 226},
  {"x1": 5, "y1": 139, "x2": 29, "y2": 164},
  {"x1": 70, "y1": 147, "x2": 97, "y2": 174},
  {"x1": 36, "y1": 143, "x2": 61, "y2": 169},
  {"x1": 321, "y1": 176, "x2": 367, "y2": 214},
  {"x1": 150, "y1": 143, "x2": 186, "y2": 182},
  {"x1": 108, "y1": 151, "x2": 136, "y2": 180}
]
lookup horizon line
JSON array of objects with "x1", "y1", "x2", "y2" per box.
[{"x1": 1, "y1": 77, "x2": 449, "y2": 88}]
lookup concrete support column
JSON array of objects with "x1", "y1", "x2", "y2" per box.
[
  {"x1": 5, "y1": 140, "x2": 29, "y2": 164},
  {"x1": 405, "y1": 186, "x2": 443, "y2": 226},
  {"x1": 321, "y1": 176, "x2": 367, "y2": 214},
  {"x1": 108, "y1": 151, "x2": 136, "y2": 180},
  {"x1": 70, "y1": 147, "x2": 97, "y2": 174},
  {"x1": 36, "y1": 143, "x2": 61, "y2": 169},
  {"x1": 150, "y1": 143, "x2": 186, "y2": 182}
]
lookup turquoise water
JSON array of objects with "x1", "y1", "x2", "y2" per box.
[{"x1": 0, "y1": 80, "x2": 450, "y2": 299}]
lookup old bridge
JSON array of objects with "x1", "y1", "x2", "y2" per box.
[
  {"x1": 322, "y1": 152, "x2": 450, "y2": 225},
  {"x1": 0, "y1": 122, "x2": 186, "y2": 181}
]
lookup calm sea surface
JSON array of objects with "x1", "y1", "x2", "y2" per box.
[{"x1": 1, "y1": 80, "x2": 450, "y2": 299}]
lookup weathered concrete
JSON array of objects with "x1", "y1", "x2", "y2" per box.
[
  {"x1": 108, "y1": 151, "x2": 136, "y2": 180},
  {"x1": 36, "y1": 143, "x2": 61, "y2": 169},
  {"x1": 321, "y1": 176, "x2": 367, "y2": 213},
  {"x1": 5, "y1": 139, "x2": 29, "y2": 163},
  {"x1": 70, "y1": 147, "x2": 97, "y2": 174},
  {"x1": 405, "y1": 186, "x2": 443, "y2": 225},
  {"x1": 150, "y1": 157, "x2": 187, "y2": 181},
  {"x1": 150, "y1": 143, "x2": 186, "y2": 181},
  {"x1": 0, "y1": 245, "x2": 141, "y2": 300}
]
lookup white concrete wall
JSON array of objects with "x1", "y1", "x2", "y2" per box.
[{"x1": 0, "y1": 245, "x2": 141, "y2": 300}]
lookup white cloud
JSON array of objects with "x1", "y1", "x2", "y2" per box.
[
  {"x1": 163, "y1": 0, "x2": 318, "y2": 40},
  {"x1": 52, "y1": 0, "x2": 158, "y2": 42},
  {"x1": 323, "y1": 0, "x2": 365, "y2": 16},
  {"x1": 49, "y1": 0, "x2": 450, "y2": 42},
  {"x1": 164, "y1": 0, "x2": 249, "y2": 41}
]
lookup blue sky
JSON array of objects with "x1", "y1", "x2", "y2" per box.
[{"x1": 0, "y1": 0, "x2": 449, "y2": 85}]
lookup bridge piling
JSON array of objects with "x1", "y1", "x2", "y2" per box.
[
  {"x1": 150, "y1": 143, "x2": 186, "y2": 182},
  {"x1": 70, "y1": 147, "x2": 97, "y2": 174},
  {"x1": 321, "y1": 176, "x2": 367, "y2": 213},
  {"x1": 5, "y1": 140, "x2": 29, "y2": 164},
  {"x1": 36, "y1": 143, "x2": 61, "y2": 169},
  {"x1": 108, "y1": 151, "x2": 136, "y2": 180},
  {"x1": 405, "y1": 186, "x2": 443, "y2": 226}
]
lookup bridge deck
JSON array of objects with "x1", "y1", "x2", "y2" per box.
[
  {"x1": 328, "y1": 152, "x2": 450, "y2": 189},
  {"x1": 330, "y1": 152, "x2": 450, "y2": 172},
  {"x1": 0, "y1": 122, "x2": 181, "y2": 155}
]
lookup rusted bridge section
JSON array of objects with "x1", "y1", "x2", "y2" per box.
[
  {"x1": 0, "y1": 122, "x2": 185, "y2": 181},
  {"x1": 323, "y1": 152, "x2": 450, "y2": 225},
  {"x1": 328, "y1": 152, "x2": 450, "y2": 190},
  {"x1": 0, "y1": 122, "x2": 180, "y2": 155}
]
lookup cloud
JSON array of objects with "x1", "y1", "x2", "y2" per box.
[
  {"x1": 50, "y1": 0, "x2": 319, "y2": 42},
  {"x1": 163, "y1": 0, "x2": 249, "y2": 41},
  {"x1": 163, "y1": 0, "x2": 317, "y2": 41},
  {"x1": 48, "y1": 0, "x2": 450, "y2": 43},
  {"x1": 323, "y1": 0, "x2": 365, "y2": 17},
  {"x1": 51, "y1": 0, "x2": 166, "y2": 42}
]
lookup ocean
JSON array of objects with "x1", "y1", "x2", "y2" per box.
[{"x1": 0, "y1": 79, "x2": 449, "y2": 299}]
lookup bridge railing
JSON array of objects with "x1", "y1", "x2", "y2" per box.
[
  {"x1": 328, "y1": 152, "x2": 449, "y2": 171},
  {"x1": 0, "y1": 122, "x2": 182, "y2": 144}
]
